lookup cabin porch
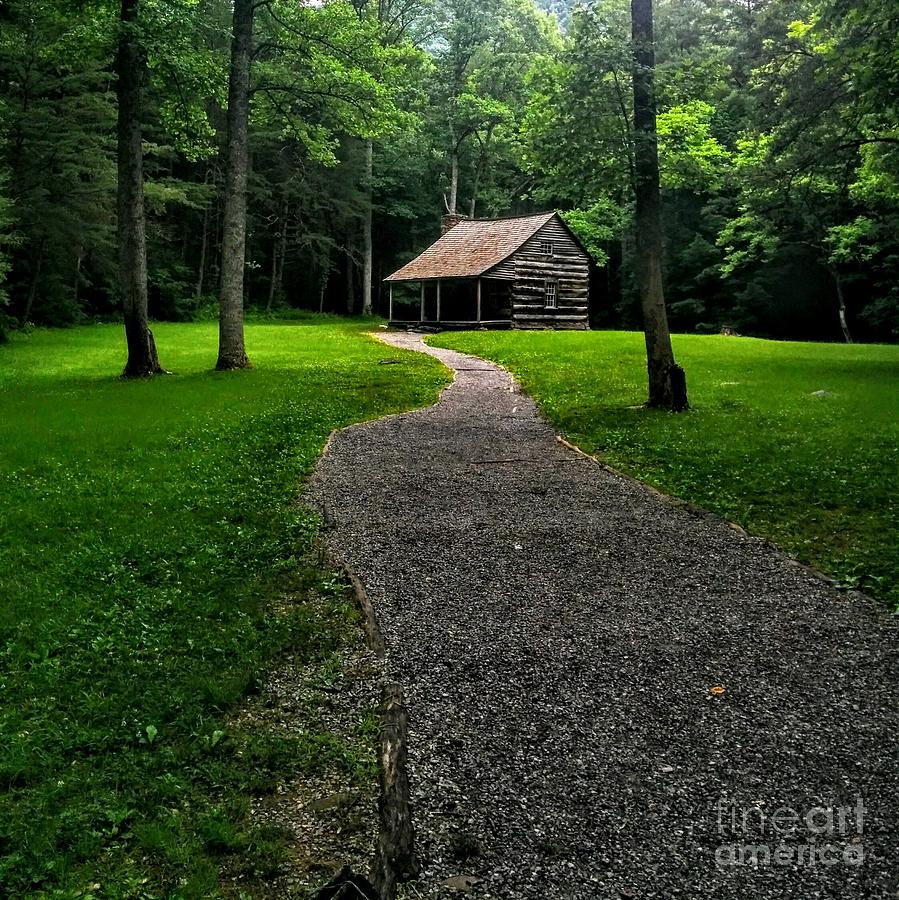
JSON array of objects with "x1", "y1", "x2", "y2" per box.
[{"x1": 387, "y1": 277, "x2": 512, "y2": 329}]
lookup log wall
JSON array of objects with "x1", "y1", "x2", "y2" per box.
[{"x1": 504, "y1": 218, "x2": 590, "y2": 329}]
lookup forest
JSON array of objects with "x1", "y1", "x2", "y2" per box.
[{"x1": 0, "y1": 0, "x2": 898, "y2": 349}]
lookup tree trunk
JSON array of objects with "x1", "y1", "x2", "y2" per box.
[
  {"x1": 377, "y1": 260, "x2": 383, "y2": 313},
  {"x1": 22, "y1": 237, "x2": 45, "y2": 324},
  {"x1": 631, "y1": 0, "x2": 686, "y2": 410},
  {"x1": 448, "y1": 148, "x2": 459, "y2": 215},
  {"x1": 73, "y1": 245, "x2": 84, "y2": 307},
  {"x1": 266, "y1": 230, "x2": 278, "y2": 313},
  {"x1": 469, "y1": 128, "x2": 493, "y2": 218},
  {"x1": 318, "y1": 250, "x2": 330, "y2": 314},
  {"x1": 195, "y1": 200, "x2": 209, "y2": 300},
  {"x1": 275, "y1": 203, "x2": 287, "y2": 301},
  {"x1": 362, "y1": 139, "x2": 374, "y2": 315},
  {"x1": 346, "y1": 250, "x2": 356, "y2": 315},
  {"x1": 211, "y1": 181, "x2": 221, "y2": 286},
  {"x1": 217, "y1": 0, "x2": 253, "y2": 370},
  {"x1": 117, "y1": 0, "x2": 162, "y2": 377},
  {"x1": 831, "y1": 266, "x2": 853, "y2": 343},
  {"x1": 265, "y1": 203, "x2": 287, "y2": 314}
]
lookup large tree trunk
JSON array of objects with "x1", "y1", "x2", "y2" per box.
[
  {"x1": 217, "y1": 0, "x2": 253, "y2": 370},
  {"x1": 117, "y1": 0, "x2": 162, "y2": 377},
  {"x1": 631, "y1": 0, "x2": 686, "y2": 410},
  {"x1": 362, "y1": 139, "x2": 374, "y2": 315}
]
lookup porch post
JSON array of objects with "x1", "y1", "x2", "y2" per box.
[
  {"x1": 420, "y1": 281, "x2": 425, "y2": 322},
  {"x1": 436, "y1": 280, "x2": 442, "y2": 322},
  {"x1": 476, "y1": 278, "x2": 482, "y2": 323},
  {"x1": 388, "y1": 282, "x2": 393, "y2": 322}
]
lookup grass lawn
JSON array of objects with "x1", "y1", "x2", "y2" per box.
[
  {"x1": 430, "y1": 330, "x2": 899, "y2": 608},
  {"x1": 0, "y1": 317, "x2": 449, "y2": 898}
]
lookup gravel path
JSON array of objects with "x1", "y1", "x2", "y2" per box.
[{"x1": 305, "y1": 332, "x2": 899, "y2": 899}]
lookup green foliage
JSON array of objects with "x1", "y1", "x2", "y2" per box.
[
  {"x1": 657, "y1": 100, "x2": 729, "y2": 191},
  {"x1": 0, "y1": 317, "x2": 450, "y2": 895},
  {"x1": 522, "y1": 0, "x2": 634, "y2": 208},
  {"x1": 560, "y1": 200, "x2": 625, "y2": 266},
  {"x1": 432, "y1": 330, "x2": 899, "y2": 608},
  {"x1": 717, "y1": 208, "x2": 779, "y2": 277},
  {"x1": 0, "y1": 0, "x2": 118, "y2": 325},
  {"x1": 254, "y1": 2, "x2": 421, "y2": 160},
  {"x1": 427, "y1": 0, "x2": 560, "y2": 215},
  {"x1": 145, "y1": 0, "x2": 225, "y2": 162},
  {"x1": 824, "y1": 216, "x2": 878, "y2": 265},
  {"x1": 708, "y1": 0, "x2": 899, "y2": 340}
]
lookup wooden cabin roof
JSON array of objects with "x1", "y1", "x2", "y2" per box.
[{"x1": 384, "y1": 212, "x2": 557, "y2": 282}]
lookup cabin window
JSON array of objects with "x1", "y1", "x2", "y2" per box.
[
  {"x1": 539, "y1": 240, "x2": 555, "y2": 256},
  {"x1": 544, "y1": 280, "x2": 557, "y2": 309}
]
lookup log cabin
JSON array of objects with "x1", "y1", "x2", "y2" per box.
[{"x1": 384, "y1": 212, "x2": 590, "y2": 329}]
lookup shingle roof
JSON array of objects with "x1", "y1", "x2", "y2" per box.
[{"x1": 384, "y1": 212, "x2": 556, "y2": 282}]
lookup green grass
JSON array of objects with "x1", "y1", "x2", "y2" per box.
[
  {"x1": 0, "y1": 317, "x2": 449, "y2": 898},
  {"x1": 429, "y1": 330, "x2": 899, "y2": 607}
]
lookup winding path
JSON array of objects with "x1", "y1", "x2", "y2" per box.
[{"x1": 305, "y1": 332, "x2": 898, "y2": 899}]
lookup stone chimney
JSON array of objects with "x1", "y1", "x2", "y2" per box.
[{"x1": 441, "y1": 213, "x2": 467, "y2": 235}]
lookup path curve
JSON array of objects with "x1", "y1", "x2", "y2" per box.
[{"x1": 305, "y1": 332, "x2": 898, "y2": 899}]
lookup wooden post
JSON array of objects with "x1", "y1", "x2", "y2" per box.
[
  {"x1": 420, "y1": 282, "x2": 425, "y2": 322},
  {"x1": 372, "y1": 682, "x2": 419, "y2": 897},
  {"x1": 388, "y1": 282, "x2": 393, "y2": 322},
  {"x1": 476, "y1": 278, "x2": 482, "y2": 323},
  {"x1": 436, "y1": 280, "x2": 441, "y2": 322}
]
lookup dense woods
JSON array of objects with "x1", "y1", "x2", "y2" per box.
[{"x1": 1, "y1": 0, "x2": 897, "y2": 345}]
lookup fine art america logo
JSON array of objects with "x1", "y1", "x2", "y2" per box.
[{"x1": 715, "y1": 797, "x2": 866, "y2": 868}]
